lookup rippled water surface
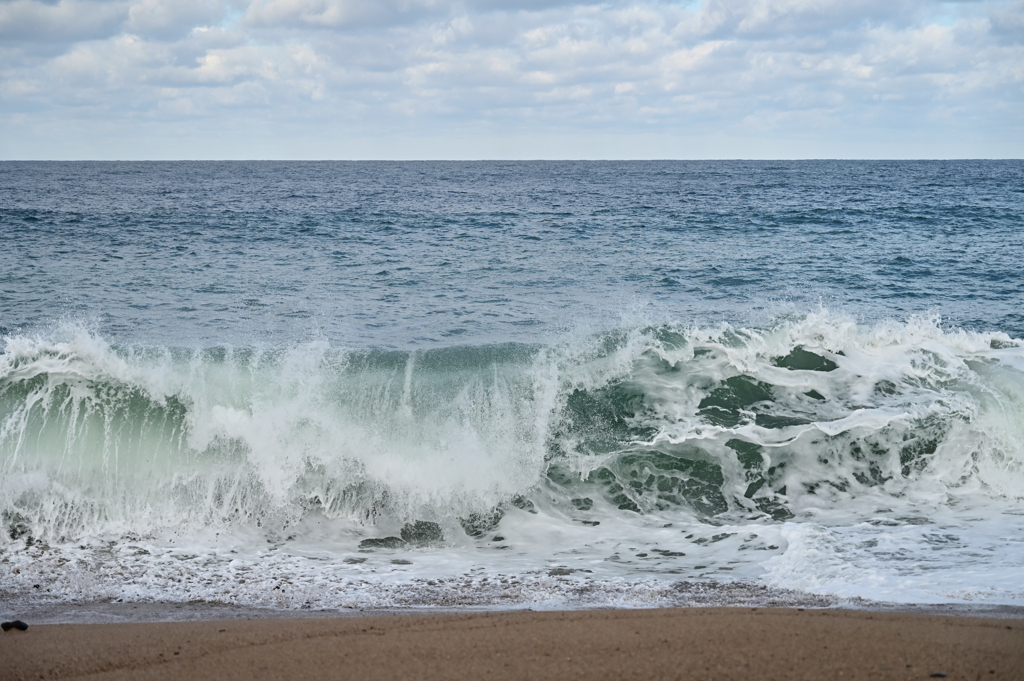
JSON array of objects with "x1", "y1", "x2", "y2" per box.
[{"x1": 2, "y1": 161, "x2": 1023, "y2": 610}]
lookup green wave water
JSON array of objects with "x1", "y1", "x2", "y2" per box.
[
  {"x1": 3, "y1": 312, "x2": 1022, "y2": 540},
  {"x1": 4, "y1": 313, "x2": 1024, "y2": 608}
]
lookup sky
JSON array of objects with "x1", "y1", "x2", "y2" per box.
[{"x1": 1, "y1": 0, "x2": 1022, "y2": 159}]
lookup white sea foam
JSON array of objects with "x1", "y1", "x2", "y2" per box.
[{"x1": 1, "y1": 312, "x2": 1023, "y2": 607}]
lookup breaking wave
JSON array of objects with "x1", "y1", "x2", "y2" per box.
[{"x1": 3, "y1": 311, "x2": 1023, "y2": 607}]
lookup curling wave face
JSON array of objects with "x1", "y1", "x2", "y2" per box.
[{"x1": 2, "y1": 311, "x2": 1024, "y2": 608}]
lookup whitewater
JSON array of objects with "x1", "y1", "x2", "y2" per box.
[{"x1": 2, "y1": 160, "x2": 1023, "y2": 612}]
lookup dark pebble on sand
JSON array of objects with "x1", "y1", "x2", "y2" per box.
[
  {"x1": 930, "y1": 674, "x2": 947, "y2": 678},
  {"x1": 1, "y1": 620, "x2": 28, "y2": 631}
]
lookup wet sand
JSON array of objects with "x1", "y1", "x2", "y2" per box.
[{"x1": 1, "y1": 607, "x2": 1022, "y2": 680}]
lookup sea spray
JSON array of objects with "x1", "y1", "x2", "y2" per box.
[{"x1": 2, "y1": 312, "x2": 1023, "y2": 607}]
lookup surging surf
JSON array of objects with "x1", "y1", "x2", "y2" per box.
[{"x1": 2, "y1": 311, "x2": 1023, "y2": 608}]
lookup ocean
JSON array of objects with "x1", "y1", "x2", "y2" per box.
[{"x1": 2, "y1": 160, "x2": 1023, "y2": 612}]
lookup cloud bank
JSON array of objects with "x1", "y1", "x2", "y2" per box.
[{"x1": 1, "y1": 0, "x2": 1022, "y2": 158}]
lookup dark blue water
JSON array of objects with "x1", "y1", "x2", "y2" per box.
[
  {"x1": 3, "y1": 160, "x2": 1022, "y2": 346},
  {"x1": 2, "y1": 160, "x2": 1024, "y2": 611}
]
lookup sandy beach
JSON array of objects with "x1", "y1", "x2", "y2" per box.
[{"x1": 1, "y1": 607, "x2": 1021, "y2": 680}]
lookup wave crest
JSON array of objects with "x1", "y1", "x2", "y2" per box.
[{"x1": 2, "y1": 313, "x2": 1022, "y2": 544}]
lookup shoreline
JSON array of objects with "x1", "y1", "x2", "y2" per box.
[
  {"x1": 2, "y1": 607, "x2": 1021, "y2": 681},
  {"x1": 4, "y1": 596, "x2": 1024, "y2": 626}
]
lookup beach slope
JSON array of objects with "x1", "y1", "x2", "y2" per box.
[{"x1": 2, "y1": 608, "x2": 1022, "y2": 680}]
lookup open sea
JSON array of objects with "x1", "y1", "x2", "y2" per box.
[{"x1": 1, "y1": 160, "x2": 1023, "y2": 613}]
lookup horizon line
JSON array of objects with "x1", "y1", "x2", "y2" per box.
[{"x1": 2, "y1": 158, "x2": 1022, "y2": 163}]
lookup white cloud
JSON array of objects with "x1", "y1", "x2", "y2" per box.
[
  {"x1": 0, "y1": 0, "x2": 128, "y2": 43},
  {"x1": 126, "y1": 0, "x2": 227, "y2": 39},
  {"x1": 243, "y1": 0, "x2": 445, "y2": 29},
  {"x1": 662, "y1": 40, "x2": 728, "y2": 72},
  {"x1": 0, "y1": 0, "x2": 1021, "y2": 158}
]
